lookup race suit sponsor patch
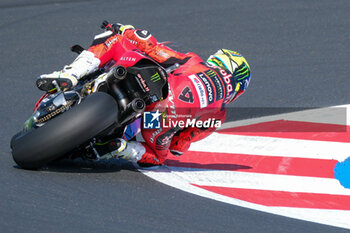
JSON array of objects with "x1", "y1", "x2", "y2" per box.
[
  {"x1": 188, "y1": 75, "x2": 207, "y2": 108},
  {"x1": 197, "y1": 72, "x2": 214, "y2": 105},
  {"x1": 204, "y1": 69, "x2": 224, "y2": 101}
]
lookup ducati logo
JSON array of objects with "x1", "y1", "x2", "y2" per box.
[{"x1": 141, "y1": 30, "x2": 148, "y2": 36}]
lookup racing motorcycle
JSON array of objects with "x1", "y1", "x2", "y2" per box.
[{"x1": 11, "y1": 25, "x2": 178, "y2": 169}]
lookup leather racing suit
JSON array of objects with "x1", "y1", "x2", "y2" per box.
[{"x1": 86, "y1": 25, "x2": 238, "y2": 166}]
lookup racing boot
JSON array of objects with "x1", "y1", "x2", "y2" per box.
[
  {"x1": 36, "y1": 50, "x2": 100, "y2": 92},
  {"x1": 97, "y1": 138, "x2": 146, "y2": 162},
  {"x1": 96, "y1": 138, "x2": 162, "y2": 167}
]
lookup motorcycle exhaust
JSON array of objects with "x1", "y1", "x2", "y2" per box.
[
  {"x1": 119, "y1": 98, "x2": 145, "y2": 125},
  {"x1": 114, "y1": 66, "x2": 127, "y2": 80},
  {"x1": 106, "y1": 65, "x2": 127, "y2": 91},
  {"x1": 108, "y1": 65, "x2": 127, "y2": 81}
]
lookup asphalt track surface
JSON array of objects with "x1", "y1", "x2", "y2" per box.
[{"x1": 0, "y1": 0, "x2": 350, "y2": 232}]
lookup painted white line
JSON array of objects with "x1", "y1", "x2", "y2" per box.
[
  {"x1": 189, "y1": 133, "x2": 350, "y2": 161},
  {"x1": 221, "y1": 105, "x2": 349, "y2": 130},
  {"x1": 140, "y1": 167, "x2": 350, "y2": 229},
  {"x1": 166, "y1": 167, "x2": 350, "y2": 196}
]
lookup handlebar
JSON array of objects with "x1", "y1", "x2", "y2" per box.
[
  {"x1": 101, "y1": 20, "x2": 120, "y2": 33},
  {"x1": 165, "y1": 63, "x2": 180, "y2": 74}
]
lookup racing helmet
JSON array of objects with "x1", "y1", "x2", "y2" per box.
[{"x1": 207, "y1": 49, "x2": 251, "y2": 102}]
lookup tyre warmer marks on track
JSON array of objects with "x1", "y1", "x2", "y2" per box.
[{"x1": 138, "y1": 105, "x2": 350, "y2": 229}]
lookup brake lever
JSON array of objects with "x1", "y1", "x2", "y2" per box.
[
  {"x1": 101, "y1": 20, "x2": 121, "y2": 33},
  {"x1": 101, "y1": 20, "x2": 113, "y2": 30}
]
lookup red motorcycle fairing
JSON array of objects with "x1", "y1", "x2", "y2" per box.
[
  {"x1": 34, "y1": 93, "x2": 48, "y2": 111},
  {"x1": 116, "y1": 50, "x2": 150, "y2": 68}
]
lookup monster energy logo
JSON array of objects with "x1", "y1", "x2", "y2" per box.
[
  {"x1": 235, "y1": 63, "x2": 250, "y2": 81},
  {"x1": 151, "y1": 72, "x2": 161, "y2": 82},
  {"x1": 206, "y1": 70, "x2": 216, "y2": 77}
]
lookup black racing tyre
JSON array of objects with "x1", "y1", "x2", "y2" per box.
[{"x1": 11, "y1": 92, "x2": 119, "y2": 169}]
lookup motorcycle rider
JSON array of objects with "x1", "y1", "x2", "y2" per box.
[{"x1": 37, "y1": 22, "x2": 251, "y2": 167}]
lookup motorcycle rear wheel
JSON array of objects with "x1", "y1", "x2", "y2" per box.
[{"x1": 11, "y1": 92, "x2": 118, "y2": 170}]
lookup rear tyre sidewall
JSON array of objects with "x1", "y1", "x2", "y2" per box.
[{"x1": 11, "y1": 92, "x2": 118, "y2": 169}]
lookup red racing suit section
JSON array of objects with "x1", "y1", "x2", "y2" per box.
[
  {"x1": 141, "y1": 54, "x2": 231, "y2": 165},
  {"x1": 87, "y1": 27, "x2": 235, "y2": 166}
]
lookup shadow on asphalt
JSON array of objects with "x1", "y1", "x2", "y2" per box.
[
  {"x1": 12, "y1": 158, "x2": 138, "y2": 174},
  {"x1": 164, "y1": 159, "x2": 252, "y2": 172}
]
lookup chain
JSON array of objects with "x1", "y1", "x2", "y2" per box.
[{"x1": 35, "y1": 100, "x2": 74, "y2": 124}]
